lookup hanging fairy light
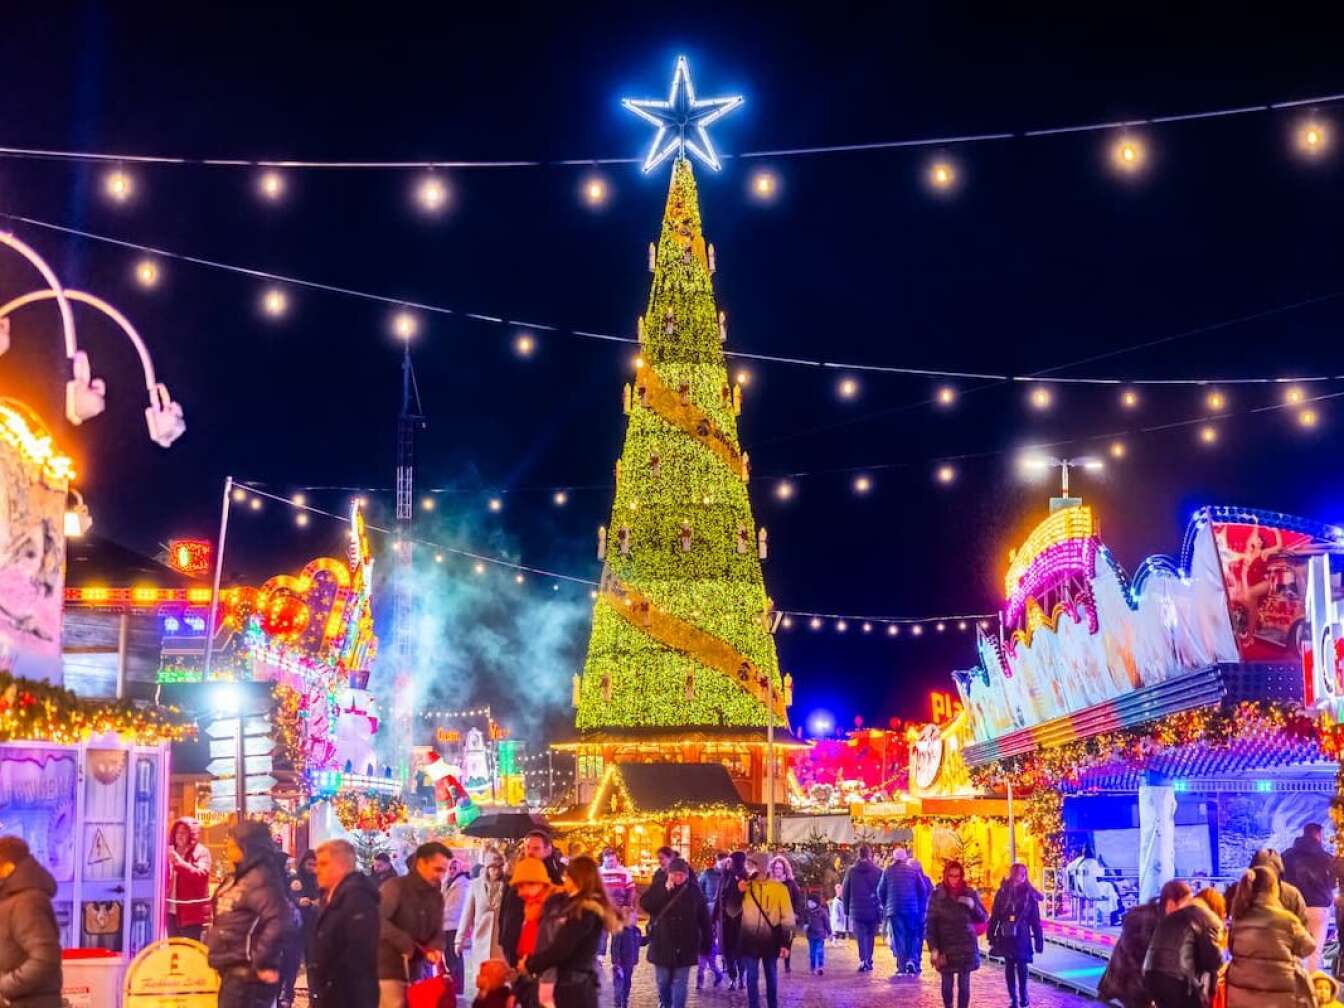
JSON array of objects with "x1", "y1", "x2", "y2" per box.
[
  {"x1": 581, "y1": 175, "x2": 609, "y2": 207},
  {"x1": 775, "y1": 480, "x2": 795, "y2": 501},
  {"x1": 134, "y1": 259, "x2": 159, "y2": 288},
  {"x1": 1109, "y1": 440, "x2": 1127, "y2": 459},
  {"x1": 911, "y1": 624, "x2": 924, "y2": 636},
  {"x1": 861, "y1": 621, "x2": 872, "y2": 633},
  {"x1": 749, "y1": 169, "x2": 779, "y2": 201},
  {"x1": 836, "y1": 620, "x2": 848, "y2": 633},
  {"x1": 1199, "y1": 424, "x2": 1219, "y2": 445},
  {"x1": 104, "y1": 167, "x2": 134, "y2": 203},
  {"x1": 292, "y1": 493, "x2": 306, "y2": 507},
  {"x1": 736, "y1": 370, "x2": 751, "y2": 385},
  {"x1": 295, "y1": 513, "x2": 309, "y2": 527},
  {"x1": 553, "y1": 490, "x2": 568, "y2": 506},
  {"x1": 1028, "y1": 385, "x2": 1053, "y2": 410},
  {"x1": 1296, "y1": 119, "x2": 1329, "y2": 157},
  {"x1": 488, "y1": 498, "x2": 503, "y2": 512},
  {"x1": 415, "y1": 174, "x2": 450, "y2": 214},
  {"x1": 434, "y1": 554, "x2": 445, "y2": 563},
  {"x1": 1284, "y1": 385, "x2": 1306, "y2": 405},
  {"x1": 249, "y1": 497, "x2": 263, "y2": 511},
  {"x1": 515, "y1": 573, "x2": 525, "y2": 584},
  {"x1": 1111, "y1": 135, "x2": 1147, "y2": 174},
  {"x1": 231, "y1": 487, "x2": 247, "y2": 503},
  {"x1": 421, "y1": 497, "x2": 435, "y2": 511},
  {"x1": 887, "y1": 624, "x2": 899, "y2": 636},
  {"x1": 473, "y1": 562, "x2": 486, "y2": 575},
  {"x1": 837, "y1": 377, "x2": 859, "y2": 400},
  {"x1": 958, "y1": 620, "x2": 968, "y2": 630},
  {"x1": 853, "y1": 474, "x2": 872, "y2": 494},
  {"x1": 1298, "y1": 408, "x2": 1320, "y2": 429},
  {"x1": 935, "y1": 464, "x2": 956, "y2": 485},
  {"x1": 780, "y1": 616, "x2": 792, "y2": 629},
  {"x1": 1205, "y1": 389, "x2": 1227, "y2": 412},
  {"x1": 515, "y1": 332, "x2": 536, "y2": 357},
  {"x1": 809, "y1": 616, "x2": 822, "y2": 630},
  {"x1": 1120, "y1": 388, "x2": 1139, "y2": 409},
  {"x1": 261, "y1": 287, "x2": 288, "y2": 318},
  {"x1": 936, "y1": 385, "x2": 957, "y2": 407},
  {"x1": 257, "y1": 170, "x2": 286, "y2": 201},
  {"x1": 927, "y1": 159, "x2": 956, "y2": 192},
  {"x1": 936, "y1": 622, "x2": 946, "y2": 632}
]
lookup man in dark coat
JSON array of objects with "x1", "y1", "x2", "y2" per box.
[
  {"x1": 641, "y1": 857, "x2": 713, "y2": 1008},
  {"x1": 1142, "y1": 880, "x2": 1222, "y2": 1008},
  {"x1": 841, "y1": 845, "x2": 882, "y2": 972},
  {"x1": 311, "y1": 839, "x2": 379, "y2": 1008},
  {"x1": 877, "y1": 847, "x2": 927, "y2": 976},
  {"x1": 0, "y1": 835, "x2": 60, "y2": 1008},
  {"x1": 1098, "y1": 897, "x2": 1163, "y2": 1008},
  {"x1": 1283, "y1": 823, "x2": 1336, "y2": 971},
  {"x1": 207, "y1": 821, "x2": 292, "y2": 1008},
  {"x1": 499, "y1": 830, "x2": 565, "y2": 966},
  {"x1": 379, "y1": 841, "x2": 450, "y2": 1007}
]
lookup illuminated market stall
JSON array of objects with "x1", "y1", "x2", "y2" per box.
[{"x1": 955, "y1": 501, "x2": 1341, "y2": 973}]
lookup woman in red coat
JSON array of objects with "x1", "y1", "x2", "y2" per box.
[{"x1": 167, "y1": 817, "x2": 212, "y2": 940}]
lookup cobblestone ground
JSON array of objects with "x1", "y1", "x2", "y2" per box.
[{"x1": 293, "y1": 940, "x2": 1100, "y2": 1007}]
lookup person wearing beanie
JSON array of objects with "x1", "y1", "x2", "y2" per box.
[
  {"x1": 716, "y1": 852, "x2": 749, "y2": 990},
  {"x1": 640, "y1": 857, "x2": 712, "y2": 1008},
  {"x1": 207, "y1": 821, "x2": 293, "y2": 1008}
]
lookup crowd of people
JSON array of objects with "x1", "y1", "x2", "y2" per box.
[{"x1": 1098, "y1": 822, "x2": 1344, "y2": 1008}]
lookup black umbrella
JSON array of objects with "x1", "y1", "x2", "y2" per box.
[{"x1": 461, "y1": 811, "x2": 553, "y2": 841}]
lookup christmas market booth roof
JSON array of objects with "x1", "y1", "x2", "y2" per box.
[
  {"x1": 553, "y1": 762, "x2": 748, "y2": 828},
  {"x1": 549, "y1": 727, "x2": 810, "y2": 751}
]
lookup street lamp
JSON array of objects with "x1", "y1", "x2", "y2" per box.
[{"x1": 1019, "y1": 454, "x2": 1104, "y2": 498}]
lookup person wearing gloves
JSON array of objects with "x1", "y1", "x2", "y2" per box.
[
  {"x1": 640, "y1": 857, "x2": 712, "y2": 1008},
  {"x1": 924, "y1": 861, "x2": 988, "y2": 1008},
  {"x1": 207, "y1": 821, "x2": 293, "y2": 1008}
]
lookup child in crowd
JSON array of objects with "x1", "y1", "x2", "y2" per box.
[
  {"x1": 609, "y1": 906, "x2": 642, "y2": 1008},
  {"x1": 1313, "y1": 973, "x2": 1344, "y2": 1008},
  {"x1": 806, "y1": 895, "x2": 833, "y2": 975},
  {"x1": 473, "y1": 959, "x2": 514, "y2": 1008},
  {"x1": 829, "y1": 882, "x2": 848, "y2": 945}
]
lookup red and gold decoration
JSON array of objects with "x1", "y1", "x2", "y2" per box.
[
  {"x1": 0, "y1": 672, "x2": 192, "y2": 745},
  {"x1": 333, "y1": 791, "x2": 408, "y2": 833},
  {"x1": 165, "y1": 538, "x2": 213, "y2": 577}
]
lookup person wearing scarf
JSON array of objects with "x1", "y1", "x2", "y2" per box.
[
  {"x1": 988, "y1": 863, "x2": 1044, "y2": 1008},
  {"x1": 925, "y1": 860, "x2": 988, "y2": 1008}
]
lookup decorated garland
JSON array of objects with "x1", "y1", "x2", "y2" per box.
[
  {"x1": 600, "y1": 574, "x2": 788, "y2": 720},
  {"x1": 0, "y1": 672, "x2": 192, "y2": 745},
  {"x1": 629, "y1": 361, "x2": 747, "y2": 480},
  {"x1": 333, "y1": 791, "x2": 408, "y2": 833}
]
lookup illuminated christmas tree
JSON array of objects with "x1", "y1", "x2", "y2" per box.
[{"x1": 575, "y1": 156, "x2": 790, "y2": 731}]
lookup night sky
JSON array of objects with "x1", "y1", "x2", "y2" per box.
[{"x1": 2, "y1": 7, "x2": 1344, "y2": 744}]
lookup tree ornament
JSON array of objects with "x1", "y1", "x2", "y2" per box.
[
  {"x1": 623, "y1": 384, "x2": 632, "y2": 414},
  {"x1": 649, "y1": 453, "x2": 661, "y2": 477},
  {"x1": 618, "y1": 526, "x2": 631, "y2": 556},
  {"x1": 664, "y1": 307, "x2": 675, "y2": 335},
  {"x1": 678, "y1": 382, "x2": 690, "y2": 406},
  {"x1": 758, "y1": 527, "x2": 768, "y2": 559},
  {"x1": 737, "y1": 525, "x2": 750, "y2": 555},
  {"x1": 719, "y1": 311, "x2": 727, "y2": 342},
  {"x1": 679, "y1": 522, "x2": 693, "y2": 552},
  {"x1": 648, "y1": 243, "x2": 656, "y2": 272},
  {"x1": 685, "y1": 672, "x2": 696, "y2": 700},
  {"x1": 708, "y1": 244, "x2": 717, "y2": 274},
  {"x1": 597, "y1": 526, "x2": 607, "y2": 560}
]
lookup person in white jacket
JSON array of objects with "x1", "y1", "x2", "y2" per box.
[{"x1": 456, "y1": 850, "x2": 507, "y2": 991}]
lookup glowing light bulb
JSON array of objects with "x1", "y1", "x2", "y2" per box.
[
  {"x1": 936, "y1": 386, "x2": 957, "y2": 407},
  {"x1": 589, "y1": 589, "x2": 597, "y2": 599},
  {"x1": 775, "y1": 480, "x2": 795, "y2": 500},
  {"x1": 935, "y1": 464, "x2": 956, "y2": 485},
  {"x1": 853, "y1": 475, "x2": 872, "y2": 494},
  {"x1": 387, "y1": 311, "x2": 416, "y2": 341},
  {"x1": 416, "y1": 175, "x2": 449, "y2": 213},
  {"x1": 104, "y1": 169, "x2": 133, "y2": 202},
  {"x1": 1113, "y1": 137, "x2": 1145, "y2": 172},
  {"x1": 292, "y1": 493, "x2": 306, "y2": 507},
  {"x1": 809, "y1": 616, "x2": 822, "y2": 630},
  {"x1": 1205, "y1": 390, "x2": 1226, "y2": 412},
  {"x1": 473, "y1": 562, "x2": 486, "y2": 575},
  {"x1": 958, "y1": 620, "x2": 968, "y2": 630},
  {"x1": 929, "y1": 161, "x2": 955, "y2": 190},
  {"x1": 862, "y1": 622, "x2": 872, "y2": 633},
  {"x1": 781, "y1": 616, "x2": 792, "y2": 629},
  {"x1": 515, "y1": 573, "x2": 525, "y2": 584},
  {"x1": 488, "y1": 498, "x2": 502, "y2": 512},
  {"x1": 134, "y1": 259, "x2": 159, "y2": 288},
  {"x1": 837, "y1": 377, "x2": 859, "y2": 400},
  {"x1": 435, "y1": 554, "x2": 444, "y2": 563},
  {"x1": 979, "y1": 620, "x2": 989, "y2": 630},
  {"x1": 1298, "y1": 121, "x2": 1328, "y2": 156},
  {"x1": 515, "y1": 333, "x2": 536, "y2": 357},
  {"x1": 553, "y1": 490, "x2": 568, "y2": 506},
  {"x1": 1298, "y1": 408, "x2": 1320, "y2": 428},
  {"x1": 736, "y1": 370, "x2": 751, "y2": 385},
  {"x1": 249, "y1": 497, "x2": 262, "y2": 511},
  {"x1": 887, "y1": 624, "x2": 898, "y2": 636},
  {"x1": 836, "y1": 620, "x2": 848, "y2": 633},
  {"x1": 1199, "y1": 424, "x2": 1218, "y2": 445},
  {"x1": 1110, "y1": 440, "x2": 1127, "y2": 459},
  {"x1": 582, "y1": 176, "x2": 607, "y2": 206},
  {"x1": 261, "y1": 287, "x2": 288, "y2": 318},
  {"x1": 751, "y1": 170, "x2": 777, "y2": 199},
  {"x1": 258, "y1": 170, "x2": 285, "y2": 200},
  {"x1": 1120, "y1": 389, "x2": 1139, "y2": 409},
  {"x1": 231, "y1": 488, "x2": 246, "y2": 503},
  {"x1": 421, "y1": 497, "x2": 435, "y2": 511},
  {"x1": 296, "y1": 513, "x2": 309, "y2": 527},
  {"x1": 912, "y1": 624, "x2": 924, "y2": 636},
  {"x1": 633, "y1": 356, "x2": 645, "y2": 370},
  {"x1": 1029, "y1": 386, "x2": 1053, "y2": 410},
  {"x1": 1285, "y1": 386, "x2": 1306, "y2": 405}
]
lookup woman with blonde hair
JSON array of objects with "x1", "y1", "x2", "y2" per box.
[
  {"x1": 739, "y1": 853, "x2": 797, "y2": 1008},
  {"x1": 768, "y1": 856, "x2": 805, "y2": 974}
]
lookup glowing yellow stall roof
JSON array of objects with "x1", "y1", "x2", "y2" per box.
[{"x1": 1003, "y1": 505, "x2": 1095, "y2": 596}]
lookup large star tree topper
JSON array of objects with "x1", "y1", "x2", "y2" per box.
[{"x1": 623, "y1": 56, "x2": 743, "y2": 173}]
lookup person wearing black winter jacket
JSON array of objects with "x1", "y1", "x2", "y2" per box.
[
  {"x1": 311, "y1": 840, "x2": 379, "y2": 1008},
  {"x1": 521, "y1": 857, "x2": 620, "y2": 1008},
  {"x1": 0, "y1": 835, "x2": 61, "y2": 1008},
  {"x1": 925, "y1": 862, "x2": 988, "y2": 1008},
  {"x1": 1142, "y1": 880, "x2": 1223, "y2": 1008},
  {"x1": 207, "y1": 821, "x2": 293, "y2": 1008},
  {"x1": 988, "y1": 865, "x2": 1044, "y2": 1008},
  {"x1": 641, "y1": 858, "x2": 713, "y2": 1008},
  {"x1": 378, "y1": 842, "x2": 450, "y2": 1006},
  {"x1": 841, "y1": 846, "x2": 882, "y2": 972},
  {"x1": 1283, "y1": 824, "x2": 1336, "y2": 972}
]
